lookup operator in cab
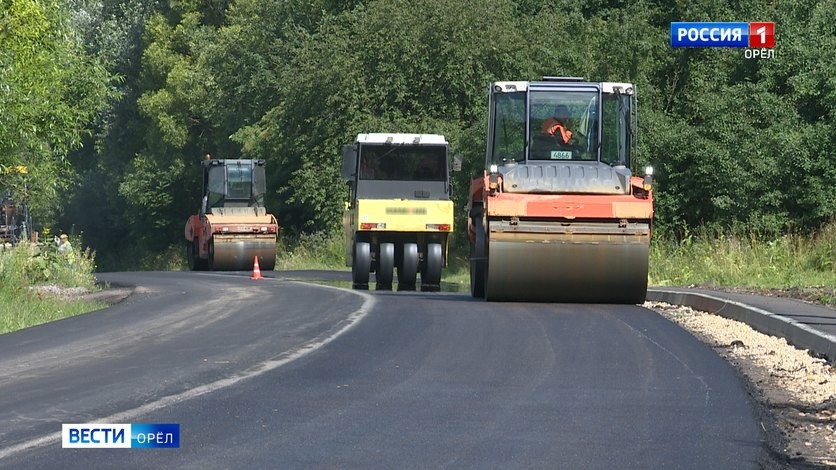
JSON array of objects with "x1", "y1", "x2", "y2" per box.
[{"x1": 541, "y1": 105, "x2": 575, "y2": 145}]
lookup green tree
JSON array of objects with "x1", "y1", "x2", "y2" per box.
[
  {"x1": 60, "y1": 0, "x2": 164, "y2": 266},
  {"x1": 0, "y1": 0, "x2": 114, "y2": 223},
  {"x1": 54, "y1": 0, "x2": 836, "y2": 269},
  {"x1": 229, "y1": 0, "x2": 547, "y2": 235},
  {"x1": 644, "y1": 0, "x2": 835, "y2": 235}
]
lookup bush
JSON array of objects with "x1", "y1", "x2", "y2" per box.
[
  {"x1": 807, "y1": 221, "x2": 836, "y2": 272},
  {"x1": 0, "y1": 237, "x2": 98, "y2": 290}
]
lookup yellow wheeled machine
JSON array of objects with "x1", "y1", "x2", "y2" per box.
[
  {"x1": 342, "y1": 133, "x2": 455, "y2": 291},
  {"x1": 468, "y1": 78, "x2": 654, "y2": 303},
  {"x1": 184, "y1": 158, "x2": 279, "y2": 271}
]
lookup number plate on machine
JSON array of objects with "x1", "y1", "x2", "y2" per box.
[{"x1": 550, "y1": 151, "x2": 572, "y2": 160}]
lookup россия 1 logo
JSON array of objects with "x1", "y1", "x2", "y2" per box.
[{"x1": 670, "y1": 22, "x2": 775, "y2": 59}]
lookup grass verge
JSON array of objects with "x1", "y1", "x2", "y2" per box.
[
  {"x1": 275, "y1": 231, "x2": 349, "y2": 271},
  {"x1": 649, "y1": 224, "x2": 836, "y2": 289},
  {"x1": 0, "y1": 288, "x2": 105, "y2": 334}
]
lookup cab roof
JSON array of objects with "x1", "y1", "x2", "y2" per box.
[
  {"x1": 491, "y1": 80, "x2": 635, "y2": 94},
  {"x1": 356, "y1": 133, "x2": 448, "y2": 145}
]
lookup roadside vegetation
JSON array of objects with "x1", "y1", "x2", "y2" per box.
[
  {"x1": 4, "y1": 221, "x2": 835, "y2": 334},
  {"x1": 651, "y1": 222, "x2": 836, "y2": 283},
  {"x1": 0, "y1": 237, "x2": 102, "y2": 334},
  {"x1": 650, "y1": 222, "x2": 836, "y2": 306},
  {"x1": 275, "y1": 232, "x2": 346, "y2": 271}
]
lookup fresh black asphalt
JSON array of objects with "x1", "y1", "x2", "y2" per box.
[{"x1": 0, "y1": 272, "x2": 767, "y2": 468}]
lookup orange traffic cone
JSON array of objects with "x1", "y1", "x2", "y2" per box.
[{"x1": 251, "y1": 256, "x2": 264, "y2": 280}]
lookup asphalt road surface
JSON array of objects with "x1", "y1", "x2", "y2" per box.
[{"x1": 0, "y1": 271, "x2": 767, "y2": 468}]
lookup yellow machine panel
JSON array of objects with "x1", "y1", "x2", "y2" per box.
[{"x1": 349, "y1": 199, "x2": 454, "y2": 233}]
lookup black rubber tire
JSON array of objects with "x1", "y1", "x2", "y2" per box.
[
  {"x1": 207, "y1": 239, "x2": 215, "y2": 271},
  {"x1": 352, "y1": 241, "x2": 371, "y2": 290},
  {"x1": 421, "y1": 243, "x2": 443, "y2": 292},
  {"x1": 470, "y1": 216, "x2": 486, "y2": 299},
  {"x1": 376, "y1": 242, "x2": 394, "y2": 290},
  {"x1": 187, "y1": 240, "x2": 208, "y2": 271},
  {"x1": 397, "y1": 243, "x2": 418, "y2": 291},
  {"x1": 187, "y1": 241, "x2": 196, "y2": 271}
]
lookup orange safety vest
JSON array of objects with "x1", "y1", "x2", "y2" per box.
[{"x1": 542, "y1": 118, "x2": 573, "y2": 144}]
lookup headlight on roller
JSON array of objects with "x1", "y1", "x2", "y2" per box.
[{"x1": 643, "y1": 166, "x2": 653, "y2": 191}]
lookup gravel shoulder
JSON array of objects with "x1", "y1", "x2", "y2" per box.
[
  {"x1": 647, "y1": 301, "x2": 836, "y2": 469},
  {"x1": 33, "y1": 284, "x2": 134, "y2": 306}
]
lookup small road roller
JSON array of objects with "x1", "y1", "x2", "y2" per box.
[{"x1": 184, "y1": 158, "x2": 279, "y2": 271}]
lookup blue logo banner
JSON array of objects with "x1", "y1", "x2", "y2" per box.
[
  {"x1": 671, "y1": 22, "x2": 749, "y2": 48},
  {"x1": 131, "y1": 423, "x2": 180, "y2": 448}
]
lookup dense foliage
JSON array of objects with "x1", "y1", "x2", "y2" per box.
[
  {"x1": 0, "y1": 0, "x2": 115, "y2": 222},
  {"x1": 4, "y1": 0, "x2": 833, "y2": 269}
]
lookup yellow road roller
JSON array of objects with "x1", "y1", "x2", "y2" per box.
[{"x1": 342, "y1": 133, "x2": 455, "y2": 291}]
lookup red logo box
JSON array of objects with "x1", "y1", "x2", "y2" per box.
[{"x1": 749, "y1": 22, "x2": 775, "y2": 48}]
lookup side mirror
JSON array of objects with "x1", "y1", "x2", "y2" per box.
[
  {"x1": 452, "y1": 154, "x2": 462, "y2": 172},
  {"x1": 342, "y1": 145, "x2": 357, "y2": 181}
]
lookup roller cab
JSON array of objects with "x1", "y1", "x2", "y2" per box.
[
  {"x1": 184, "y1": 158, "x2": 279, "y2": 271},
  {"x1": 342, "y1": 133, "x2": 455, "y2": 291},
  {"x1": 469, "y1": 78, "x2": 654, "y2": 303}
]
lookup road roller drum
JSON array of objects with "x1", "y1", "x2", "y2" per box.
[
  {"x1": 211, "y1": 234, "x2": 277, "y2": 271},
  {"x1": 484, "y1": 223, "x2": 650, "y2": 303}
]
